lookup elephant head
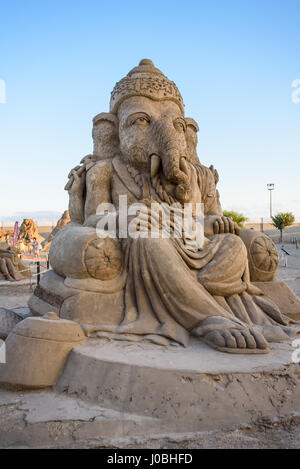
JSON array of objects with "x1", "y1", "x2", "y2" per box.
[
  {"x1": 116, "y1": 96, "x2": 202, "y2": 203},
  {"x1": 91, "y1": 60, "x2": 201, "y2": 203},
  {"x1": 118, "y1": 96, "x2": 190, "y2": 196},
  {"x1": 107, "y1": 59, "x2": 202, "y2": 202}
]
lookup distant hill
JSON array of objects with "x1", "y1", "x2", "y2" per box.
[{"x1": 0, "y1": 211, "x2": 64, "y2": 226}]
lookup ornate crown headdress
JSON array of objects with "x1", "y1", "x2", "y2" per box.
[{"x1": 110, "y1": 59, "x2": 184, "y2": 115}]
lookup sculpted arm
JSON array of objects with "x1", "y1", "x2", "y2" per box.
[
  {"x1": 65, "y1": 167, "x2": 86, "y2": 224},
  {"x1": 64, "y1": 155, "x2": 96, "y2": 224},
  {"x1": 65, "y1": 156, "x2": 113, "y2": 225},
  {"x1": 51, "y1": 159, "x2": 115, "y2": 281},
  {"x1": 84, "y1": 160, "x2": 113, "y2": 223}
]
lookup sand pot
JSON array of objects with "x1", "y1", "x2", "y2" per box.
[{"x1": 0, "y1": 312, "x2": 86, "y2": 388}]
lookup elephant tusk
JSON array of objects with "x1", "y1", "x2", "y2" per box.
[
  {"x1": 180, "y1": 156, "x2": 189, "y2": 174},
  {"x1": 150, "y1": 154, "x2": 161, "y2": 178}
]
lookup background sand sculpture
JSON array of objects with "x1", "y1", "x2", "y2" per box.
[
  {"x1": 41, "y1": 210, "x2": 70, "y2": 251},
  {"x1": 18, "y1": 219, "x2": 43, "y2": 245}
]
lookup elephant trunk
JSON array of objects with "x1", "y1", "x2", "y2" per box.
[{"x1": 151, "y1": 119, "x2": 190, "y2": 203}]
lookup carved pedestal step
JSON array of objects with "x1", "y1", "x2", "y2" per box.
[
  {"x1": 57, "y1": 338, "x2": 300, "y2": 433},
  {"x1": 28, "y1": 270, "x2": 124, "y2": 325}
]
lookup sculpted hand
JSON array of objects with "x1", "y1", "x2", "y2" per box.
[
  {"x1": 131, "y1": 202, "x2": 162, "y2": 234},
  {"x1": 64, "y1": 154, "x2": 96, "y2": 193},
  {"x1": 214, "y1": 215, "x2": 241, "y2": 235},
  {"x1": 64, "y1": 159, "x2": 92, "y2": 224},
  {"x1": 80, "y1": 154, "x2": 97, "y2": 171},
  {"x1": 132, "y1": 201, "x2": 183, "y2": 237},
  {"x1": 65, "y1": 168, "x2": 86, "y2": 197},
  {"x1": 205, "y1": 215, "x2": 241, "y2": 237}
]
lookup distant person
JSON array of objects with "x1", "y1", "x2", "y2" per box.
[{"x1": 32, "y1": 237, "x2": 40, "y2": 258}]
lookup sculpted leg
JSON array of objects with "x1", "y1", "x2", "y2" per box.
[
  {"x1": 129, "y1": 237, "x2": 234, "y2": 328},
  {"x1": 120, "y1": 237, "x2": 270, "y2": 352}
]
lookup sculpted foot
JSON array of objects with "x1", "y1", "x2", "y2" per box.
[
  {"x1": 204, "y1": 328, "x2": 269, "y2": 354},
  {"x1": 192, "y1": 316, "x2": 270, "y2": 354}
]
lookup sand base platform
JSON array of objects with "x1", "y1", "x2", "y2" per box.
[{"x1": 0, "y1": 337, "x2": 299, "y2": 448}]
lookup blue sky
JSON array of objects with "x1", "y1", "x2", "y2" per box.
[{"x1": 0, "y1": 0, "x2": 299, "y2": 222}]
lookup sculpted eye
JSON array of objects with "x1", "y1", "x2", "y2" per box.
[
  {"x1": 133, "y1": 117, "x2": 149, "y2": 127},
  {"x1": 128, "y1": 114, "x2": 150, "y2": 127},
  {"x1": 174, "y1": 119, "x2": 186, "y2": 132}
]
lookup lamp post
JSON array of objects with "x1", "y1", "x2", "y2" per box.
[{"x1": 267, "y1": 183, "x2": 275, "y2": 218}]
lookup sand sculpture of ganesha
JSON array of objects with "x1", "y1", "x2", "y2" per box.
[{"x1": 29, "y1": 59, "x2": 299, "y2": 353}]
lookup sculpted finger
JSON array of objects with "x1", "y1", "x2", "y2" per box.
[
  {"x1": 77, "y1": 165, "x2": 86, "y2": 177},
  {"x1": 71, "y1": 169, "x2": 79, "y2": 180},
  {"x1": 149, "y1": 208, "x2": 163, "y2": 223},
  {"x1": 213, "y1": 220, "x2": 220, "y2": 234},
  {"x1": 136, "y1": 207, "x2": 152, "y2": 220},
  {"x1": 222, "y1": 216, "x2": 230, "y2": 233},
  {"x1": 218, "y1": 219, "x2": 224, "y2": 234},
  {"x1": 68, "y1": 165, "x2": 81, "y2": 179},
  {"x1": 141, "y1": 210, "x2": 161, "y2": 230},
  {"x1": 138, "y1": 212, "x2": 157, "y2": 229}
]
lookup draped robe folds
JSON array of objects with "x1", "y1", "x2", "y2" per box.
[{"x1": 84, "y1": 157, "x2": 298, "y2": 346}]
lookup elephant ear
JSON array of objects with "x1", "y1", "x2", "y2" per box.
[
  {"x1": 185, "y1": 117, "x2": 199, "y2": 133},
  {"x1": 185, "y1": 117, "x2": 200, "y2": 164},
  {"x1": 92, "y1": 112, "x2": 120, "y2": 161}
]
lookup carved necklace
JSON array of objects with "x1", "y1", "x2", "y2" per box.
[{"x1": 126, "y1": 163, "x2": 179, "y2": 206}]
